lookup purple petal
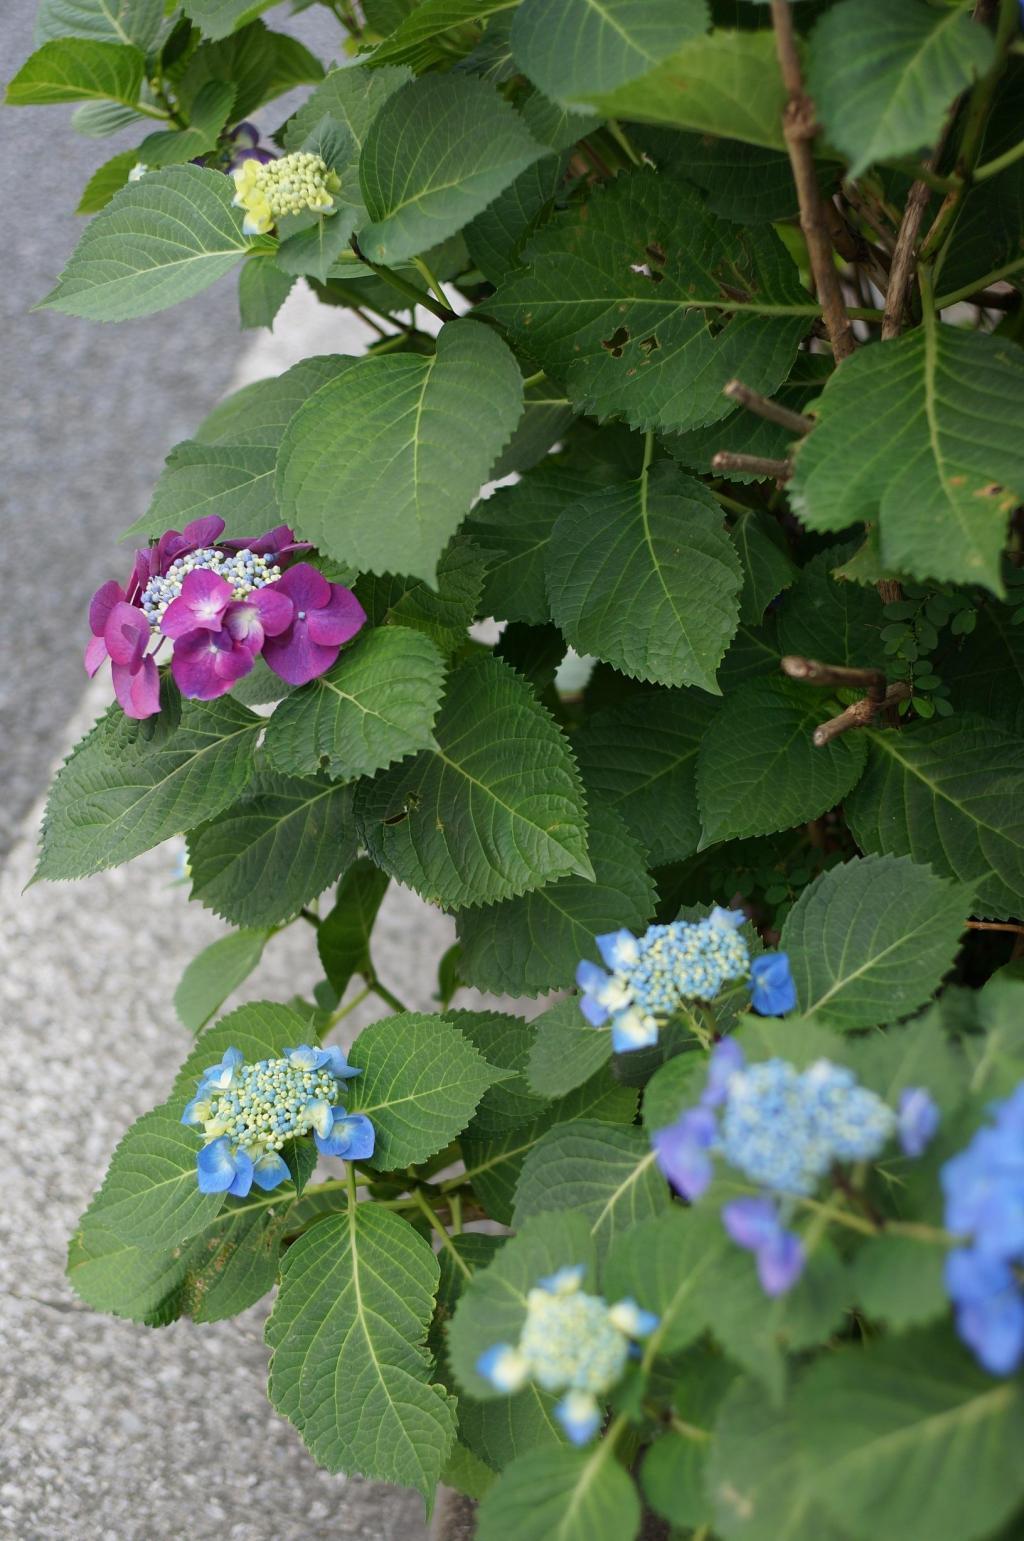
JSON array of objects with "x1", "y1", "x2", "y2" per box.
[
  {"x1": 161, "y1": 569, "x2": 233, "y2": 638},
  {"x1": 306, "y1": 584, "x2": 367, "y2": 648},
  {"x1": 112, "y1": 655, "x2": 161, "y2": 719},
  {"x1": 89, "y1": 579, "x2": 124, "y2": 638},
  {"x1": 756, "y1": 1227, "x2": 805, "y2": 1296},
  {"x1": 103, "y1": 601, "x2": 149, "y2": 666},
  {"x1": 898, "y1": 1086, "x2": 940, "y2": 1158},
  {"x1": 702, "y1": 1036, "x2": 745, "y2": 1107},
  {"x1": 172, "y1": 630, "x2": 250, "y2": 699},
  {"x1": 261, "y1": 622, "x2": 338, "y2": 687},
  {"x1": 274, "y1": 561, "x2": 331, "y2": 611},
  {"x1": 182, "y1": 515, "x2": 226, "y2": 548},
  {"x1": 250, "y1": 584, "x2": 294, "y2": 637},
  {"x1": 84, "y1": 633, "x2": 108, "y2": 677},
  {"x1": 721, "y1": 1196, "x2": 780, "y2": 1252},
  {"x1": 652, "y1": 1109, "x2": 717, "y2": 1200}
]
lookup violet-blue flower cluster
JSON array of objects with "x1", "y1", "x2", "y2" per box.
[
  {"x1": 86, "y1": 515, "x2": 366, "y2": 719},
  {"x1": 182, "y1": 1043, "x2": 374, "y2": 1198},
  {"x1": 943, "y1": 1083, "x2": 1024, "y2": 1375},
  {"x1": 575, "y1": 909, "x2": 795, "y2": 1051},
  {"x1": 653, "y1": 1039, "x2": 938, "y2": 1295},
  {"x1": 476, "y1": 1266, "x2": 657, "y2": 1444}
]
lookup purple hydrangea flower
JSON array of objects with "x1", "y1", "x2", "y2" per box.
[
  {"x1": 259, "y1": 563, "x2": 367, "y2": 686},
  {"x1": 721, "y1": 1196, "x2": 805, "y2": 1296},
  {"x1": 103, "y1": 600, "x2": 160, "y2": 719},
  {"x1": 652, "y1": 1106, "x2": 717, "y2": 1200},
  {"x1": 748, "y1": 952, "x2": 797, "y2": 1016},
  {"x1": 898, "y1": 1086, "x2": 940, "y2": 1157},
  {"x1": 165, "y1": 571, "x2": 293, "y2": 700},
  {"x1": 701, "y1": 1036, "x2": 745, "y2": 1108}
]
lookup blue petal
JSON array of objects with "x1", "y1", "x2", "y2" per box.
[
  {"x1": 611, "y1": 1010, "x2": 658, "y2": 1052},
  {"x1": 576, "y1": 959, "x2": 610, "y2": 994},
  {"x1": 595, "y1": 929, "x2": 639, "y2": 970},
  {"x1": 252, "y1": 1151, "x2": 291, "y2": 1191},
  {"x1": 537, "y1": 1264, "x2": 585, "y2": 1295},
  {"x1": 749, "y1": 952, "x2": 797, "y2": 1016},
  {"x1": 315, "y1": 1112, "x2": 375, "y2": 1160},
  {"x1": 555, "y1": 1391, "x2": 601, "y2": 1445},
  {"x1": 579, "y1": 993, "x2": 610, "y2": 1027},
  {"x1": 227, "y1": 1149, "x2": 254, "y2": 1197},
  {"x1": 476, "y1": 1344, "x2": 528, "y2": 1391},
  {"x1": 286, "y1": 1044, "x2": 327, "y2": 1071},
  {"x1": 196, "y1": 1137, "x2": 237, "y2": 1193},
  {"x1": 321, "y1": 1044, "x2": 361, "y2": 1080},
  {"x1": 181, "y1": 1096, "x2": 209, "y2": 1127},
  {"x1": 709, "y1": 905, "x2": 746, "y2": 930}
]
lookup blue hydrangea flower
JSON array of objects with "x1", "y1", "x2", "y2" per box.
[
  {"x1": 748, "y1": 952, "x2": 797, "y2": 1015},
  {"x1": 652, "y1": 1106, "x2": 717, "y2": 1200},
  {"x1": 942, "y1": 1084, "x2": 1024, "y2": 1373},
  {"x1": 898, "y1": 1086, "x2": 940, "y2": 1157},
  {"x1": 476, "y1": 1269, "x2": 657, "y2": 1445},
  {"x1": 721, "y1": 1196, "x2": 805, "y2": 1296},
  {"x1": 183, "y1": 1042, "x2": 374, "y2": 1193}
]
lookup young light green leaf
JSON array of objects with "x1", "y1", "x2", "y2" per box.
[
  {"x1": 238, "y1": 254, "x2": 295, "y2": 330},
  {"x1": 574, "y1": 688, "x2": 718, "y2": 865},
  {"x1": 317, "y1": 858, "x2": 390, "y2": 996},
  {"x1": 511, "y1": 0, "x2": 708, "y2": 104},
  {"x1": 358, "y1": 74, "x2": 546, "y2": 263},
  {"x1": 187, "y1": 773, "x2": 357, "y2": 928},
  {"x1": 36, "y1": 697, "x2": 261, "y2": 882},
  {"x1": 371, "y1": 0, "x2": 518, "y2": 69},
  {"x1": 7, "y1": 38, "x2": 144, "y2": 106},
  {"x1": 346, "y1": 1012, "x2": 503, "y2": 1169},
  {"x1": 477, "y1": 1446, "x2": 640, "y2": 1541},
  {"x1": 513, "y1": 1120, "x2": 668, "y2": 1261},
  {"x1": 780, "y1": 854, "x2": 968, "y2": 1030},
  {"x1": 174, "y1": 927, "x2": 272, "y2": 1033},
  {"x1": 266, "y1": 1205, "x2": 456, "y2": 1498},
  {"x1": 466, "y1": 467, "x2": 596, "y2": 627},
  {"x1": 76, "y1": 149, "x2": 139, "y2": 213},
  {"x1": 121, "y1": 440, "x2": 278, "y2": 541},
  {"x1": 846, "y1": 717, "x2": 1024, "y2": 921},
  {"x1": 283, "y1": 62, "x2": 412, "y2": 168},
  {"x1": 790, "y1": 326, "x2": 1024, "y2": 596},
  {"x1": 456, "y1": 803, "x2": 657, "y2": 995},
  {"x1": 181, "y1": 0, "x2": 285, "y2": 41},
  {"x1": 277, "y1": 319, "x2": 523, "y2": 584},
  {"x1": 696, "y1": 676, "x2": 868, "y2": 846},
  {"x1": 35, "y1": 0, "x2": 168, "y2": 49},
  {"x1": 577, "y1": 30, "x2": 788, "y2": 149},
  {"x1": 79, "y1": 1105, "x2": 224, "y2": 1250},
  {"x1": 795, "y1": 1329, "x2": 1024, "y2": 1541},
  {"x1": 262, "y1": 626, "x2": 447, "y2": 781},
  {"x1": 275, "y1": 207, "x2": 360, "y2": 284},
  {"x1": 71, "y1": 98, "x2": 147, "y2": 135},
  {"x1": 41, "y1": 166, "x2": 254, "y2": 322},
  {"x1": 546, "y1": 464, "x2": 742, "y2": 693},
  {"x1": 484, "y1": 170, "x2": 807, "y2": 433},
  {"x1": 134, "y1": 80, "x2": 236, "y2": 167},
  {"x1": 808, "y1": 0, "x2": 996, "y2": 178},
  {"x1": 354, "y1": 655, "x2": 591, "y2": 909}
]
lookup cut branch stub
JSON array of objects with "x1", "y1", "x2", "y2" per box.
[
  {"x1": 723, "y1": 378, "x2": 815, "y2": 435},
  {"x1": 781, "y1": 653, "x2": 910, "y2": 745}
]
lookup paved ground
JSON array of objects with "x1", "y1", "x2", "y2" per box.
[{"x1": 0, "y1": 9, "x2": 466, "y2": 1538}]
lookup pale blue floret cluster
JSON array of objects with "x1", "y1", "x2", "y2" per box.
[
  {"x1": 141, "y1": 547, "x2": 282, "y2": 630},
  {"x1": 576, "y1": 909, "x2": 751, "y2": 1052},
  {"x1": 183, "y1": 1043, "x2": 372, "y2": 1198},
  {"x1": 722, "y1": 1058, "x2": 896, "y2": 1196},
  {"x1": 476, "y1": 1266, "x2": 657, "y2": 1444}
]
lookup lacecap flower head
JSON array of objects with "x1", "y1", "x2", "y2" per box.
[
  {"x1": 232, "y1": 150, "x2": 341, "y2": 235},
  {"x1": 653, "y1": 1039, "x2": 938, "y2": 1296},
  {"x1": 183, "y1": 1043, "x2": 372, "y2": 1198},
  {"x1": 575, "y1": 909, "x2": 795, "y2": 1052},
  {"x1": 477, "y1": 1266, "x2": 657, "y2": 1444},
  {"x1": 942, "y1": 1082, "x2": 1024, "y2": 1374}
]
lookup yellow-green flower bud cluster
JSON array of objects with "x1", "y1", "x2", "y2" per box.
[{"x1": 232, "y1": 152, "x2": 341, "y2": 235}]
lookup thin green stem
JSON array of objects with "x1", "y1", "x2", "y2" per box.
[
  {"x1": 324, "y1": 983, "x2": 372, "y2": 1030},
  {"x1": 365, "y1": 976, "x2": 410, "y2": 1014},
  {"x1": 521, "y1": 369, "x2": 546, "y2": 389},
  {"x1": 641, "y1": 429, "x2": 655, "y2": 476},
  {"x1": 412, "y1": 1188, "x2": 471, "y2": 1277},
  {"x1": 885, "y1": 159, "x2": 961, "y2": 194},
  {"x1": 713, "y1": 487, "x2": 759, "y2": 516},
  {"x1": 606, "y1": 118, "x2": 642, "y2": 167},
  {"x1": 346, "y1": 1161, "x2": 358, "y2": 1210},
  {"x1": 349, "y1": 238, "x2": 455, "y2": 322},
  {"x1": 411, "y1": 254, "x2": 454, "y2": 313},
  {"x1": 449, "y1": 1192, "x2": 463, "y2": 1235},
  {"x1": 935, "y1": 254, "x2": 1024, "y2": 307},
  {"x1": 975, "y1": 135, "x2": 1024, "y2": 181},
  {"x1": 133, "y1": 101, "x2": 174, "y2": 122}
]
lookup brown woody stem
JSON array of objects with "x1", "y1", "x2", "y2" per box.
[
  {"x1": 711, "y1": 451, "x2": 792, "y2": 479},
  {"x1": 723, "y1": 379, "x2": 815, "y2": 434},
  {"x1": 781, "y1": 655, "x2": 886, "y2": 694},
  {"x1": 812, "y1": 683, "x2": 912, "y2": 746}
]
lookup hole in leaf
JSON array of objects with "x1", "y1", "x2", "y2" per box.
[
  {"x1": 645, "y1": 242, "x2": 667, "y2": 266},
  {"x1": 601, "y1": 325, "x2": 630, "y2": 358},
  {"x1": 639, "y1": 335, "x2": 659, "y2": 355},
  {"x1": 629, "y1": 262, "x2": 664, "y2": 285}
]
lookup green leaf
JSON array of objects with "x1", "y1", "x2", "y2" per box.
[
  {"x1": 795, "y1": 1328, "x2": 1024, "y2": 1541},
  {"x1": 510, "y1": 0, "x2": 707, "y2": 103},
  {"x1": 525, "y1": 997, "x2": 614, "y2": 1098},
  {"x1": 71, "y1": 97, "x2": 147, "y2": 135},
  {"x1": 732, "y1": 511, "x2": 798, "y2": 625},
  {"x1": 546, "y1": 464, "x2": 743, "y2": 693},
  {"x1": 346, "y1": 1012, "x2": 502, "y2": 1169},
  {"x1": 641, "y1": 1051, "x2": 706, "y2": 1132},
  {"x1": 371, "y1": 0, "x2": 518, "y2": 69},
  {"x1": 808, "y1": 0, "x2": 996, "y2": 178},
  {"x1": 456, "y1": 803, "x2": 656, "y2": 995},
  {"x1": 667, "y1": 353, "x2": 832, "y2": 479},
  {"x1": 35, "y1": 0, "x2": 167, "y2": 49},
  {"x1": 574, "y1": 688, "x2": 718, "y2": 866},
  {"x1": 262, "y1": 626, "x2": 446, "y2": 781},
  {"x1": 69, "y1": 1199, "x2": 289, "y2": 1325},
  {"x1": 775, "y1": 544, "x2": 887, "y2": 668},
  {"x1": 187, "y1": 772, "x2": 357, "y2": 927},
  {"x1": 780, "y1": 854, "x2": 968, "y2": 1030},
  {"x1": 36, "y1": 697, "x2": 261, "y2": 882},
  {"x1": 173, "y1": 927, "x2": 271, "y2": 1033},
  {"x1": 194, "y1": 353, "x2": 354, "y2": 449},
  {"x1": 490, "y1": 380, "x2": 576, "y2": 481},
  {"x1": 238, "y1": 254, "x2": 295, "y2": 329},
  {"x1": 180, "y1": 0, "x2": 284, "y2": 40},
  {"x1": 266, "y1": 1205, "x2": 456, "y2": 1498},
  {"x1": 358, "y1": 74, "x2": 546, "y2": 264},
  {"x1": 696, "y1": 677, "x2": 868, "y2": 846},
  {"x1": 79, "y1": 1105, "x2": 223, "y2": 1250},
  {"x1": 476, "y1": 1447, "x2": 640, "y2": 1541},
  {"x1": 123, "y1": 440, "x2": 278, "y2": 541},
  {"x1": 175, "y1": 20, "x2": 320, "y2": 120},
  {"x1": 7, "y1": 38, "x2": 144, "y2": 106},
  {"x1": 317, "y1": 858, "x2": 390, "y2": 996},
  {"x1": 513, "y1": 1120, "x2": 668, "y2": 1261},
  {"x1": 277, "y1": 319, "x2": 523, "y2": 584},
  {"x1": 578, "y1": 30, "x2": 788, "y2": 150},
  {"x1": 709, "y1": 1376, "x2": 845, "y2": 1541},
  {"x1": 790, "y1": 326, "x2": 1024, "y2": 596},
  {"x1": 846, "y1": 717, "x2": 1024, "y2": 921},
  {"x1": 275, "y1": 208, "x2": 360, "y2": 284},
  {"x1": 173, "y1": 999, "x2": 313, "y2": 1097},
  {"x1": 464, "y1": 150, "x2": 569, "y2": 286},
  {"x1": 466, "y1": 465, "x2": 597, "y2": 626},
  {"x1": 484, "y1": 170, "x2": 807, "y2": 433},
  {"x1": 604, "y1": 1208, "x2": 729, "y2": 1359},
  {"x1": 354, "y1": 655, "x2": 591, "y2": 909},
  {"x1": 76, "y1": 149, "x2": 139, "y2": 214},
  {"x1": 134, "y1": 79, "x2": 236, "y2": 167},
  {"x1": 461, "y1": 1071, "x2": 637, "y2": 1224},
  {"x1": 354, "y1": 535, "x2": 487, "y2": 654},
  {"x1": 283, "y1": 64, "x2": 412, "y2": 178},
  {"x1": 41, "y1": 166, "x2": 253, "y2": 322},
  {"x1": 851, "y1": 1234, "x2": 949, "y2": 1333},
  {"x1": 642, "y1": 1351, "x2": 735, "y2": 1529}
]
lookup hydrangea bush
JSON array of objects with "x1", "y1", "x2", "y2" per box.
[{"x1": 10, "y1": 0, "x2": 1024, "y2": 1535}]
